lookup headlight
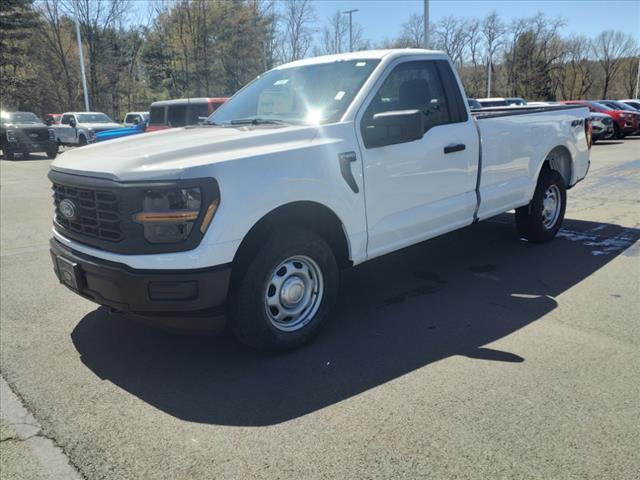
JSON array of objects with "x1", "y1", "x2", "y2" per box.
[
  {"x1": 88, "y1": 130, "x2": 96, "y2": 140},
  {"x1": 6, "y1": 129, "x2": 17, "y2": 142},
  {"x1": 134, "y1": 188, "x2": 205, "y2": 243}
]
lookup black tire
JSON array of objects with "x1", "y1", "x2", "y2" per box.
[
  {"x1": 515, "y1": 169, "x2": 566, "y2": 243},
  {"x1": 614, "y1": 123, "x2": 625, "y2": 139},
  {"x1": 230, "y1": 227, "x2": 339, "y2": 351},
  {"x1": 3, "y1": 144, "x2": 15, "y2": 160},
  {"x1": 46, "y1": 147, "x2": 58, "y2": 159},
  {"x1": 78, "y1": 135, "x2": 87, "y2": 146}
]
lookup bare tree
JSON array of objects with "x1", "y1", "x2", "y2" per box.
[
  {"x1": 482, "y1": 11, "x2": 506, "y2": 62},
  {"x1": 316, "y1": 9, "x2": 366, "y2": 55},
  {"x1": 276, "y1": 0, "x2": 315, "y2": 63},
  {"x1": 559, "y1": 35, "x2": 593, "y2": 99},
  {"x1": 592, "y1": 30, "x2": 638, "y2": 98},
  {"x1": 397, "y1": 13, "x2": 423, "y2": 48},
  {"x1": 432, "y1": 16, "x2": 468, "y2": 67}
]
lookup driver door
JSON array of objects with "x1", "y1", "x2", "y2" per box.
[{"x1": 358, "y1": 59, "x2": 479, "y2": 259}]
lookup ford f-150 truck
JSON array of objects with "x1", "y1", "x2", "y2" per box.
[
  {"x1": 52, "y1": 112, "x2": 122, "y2": 146},
  {"x1": 48, "y1": 50, "x2": 591, "y2": 350}
]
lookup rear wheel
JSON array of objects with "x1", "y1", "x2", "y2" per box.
[
  {"x1": 515, "y1": 169, "x2": 566, "y2": 243},
  {"x1": 614, "y1": 123, "x2": 625, "y2": 139},
  {"x1": 230, "y1": 227, "x2": 339, "y2": 351}
]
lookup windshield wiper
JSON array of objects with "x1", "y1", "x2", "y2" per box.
[{"x1": 228, "y1": 117, "x2": 290, "y2": 126}]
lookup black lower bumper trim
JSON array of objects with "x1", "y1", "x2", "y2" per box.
[{"x1": 50, "y1": 238, "x2": 231, "y2": 316}]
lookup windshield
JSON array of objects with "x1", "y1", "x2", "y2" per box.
[
  {"x1": 2, "y1": 112, "x2": 41, "y2": 124},
  {"x1": 610, "y1": 102, "x2": 635, "y2": 111},
  {"x1": 209, "y1": 59, "x2": 380, "y2": 125},
  {"x1": 76, "y1": 113, "x2": 113, "y2": 123},
  {"x1": 587, "y1": 101, "x2": 612, "y2": 111}
]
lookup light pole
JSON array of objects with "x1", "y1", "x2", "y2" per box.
[
  {"x1": 423, "y1": 0, "x2": 429, "y2": 48},
  {"x1": 343, "y1": 9, "x2": 359, "y2": 52},
  {"x1": 73, "y1": 1, "x2": 90, "y2": 112},
  {"x1": 635, "y1": 56, "x2": 640, "y2": 99},
  {"x1": 487, "y1": 55, "x2": 492, "y2": 98}
]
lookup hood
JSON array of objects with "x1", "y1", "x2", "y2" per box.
[{"x1": 51, "y1": 124, "x2": 319, "y2": 181}]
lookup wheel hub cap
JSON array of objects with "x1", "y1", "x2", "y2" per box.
[
  {"x1": 280, "y1": 277, "x2": 305, "y2": 307},
  {"x1": 264, "y1": 255, "x2": 324, "y2": 332},
  {"x1": 542, "y1": 185, "x2": 561, "y2": 229}
]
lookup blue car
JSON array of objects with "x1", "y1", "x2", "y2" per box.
[{"x1": 95, "y1": 121, "x2": 147, "y2": 143}]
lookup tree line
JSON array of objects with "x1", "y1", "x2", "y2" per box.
[{"x1": 1, "y1": 0, "x2": 638, "y2": 120}]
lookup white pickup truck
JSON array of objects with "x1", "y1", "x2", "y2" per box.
[
  {"x1": 49, "y1": 49, "x2": 591, "y2": 350},
  {"x1": 51, "y1": 112, "x2": 122, "y2": 146}
]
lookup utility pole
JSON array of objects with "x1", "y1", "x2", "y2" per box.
[
  {"x1": 343, "y1": 9, "x2": 358, "y2": 52},
  {"x1": 423, "y1": 0, "x2": 429, "y2": 48},
  {"x1": 73, "y1": 1, "x2": 90, "y2": 112},
  {"x1": 487, "y1": 55, "x2": 492, "y2": 98},
  {"x1": 635, "y1": 56, "x2": 640, "y2": 99}
]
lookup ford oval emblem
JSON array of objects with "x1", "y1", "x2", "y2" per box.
[
  {"x1": 29, "y1": 133, "x2": 38, "y2": 138},
  {"x1": 59, "y1": 199, "x2": 77, "y2": 220}
]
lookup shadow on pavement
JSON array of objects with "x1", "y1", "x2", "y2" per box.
[{"x1": 71, "y1": 214, "x2": 639, "y2": 426}]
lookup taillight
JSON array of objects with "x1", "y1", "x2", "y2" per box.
[{"x1": 585, "y1": 117, "x2": 592, "y2": 150}]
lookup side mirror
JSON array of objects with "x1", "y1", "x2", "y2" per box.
[
  {"x1": 69, "y1": 119, "x2": 77, "y2": 128},
  {"x1": 362, "y1": 109, "x2": 424, "y2": 148},
  {"x1": 44, "y1": 118, "x2": 52, "y2": 126},
  {"x1": 132, "y1": 118, "x2": 140, "y2": 125}
]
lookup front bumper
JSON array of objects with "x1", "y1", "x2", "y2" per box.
[
  {"x1": 50, "y1": 238, "x2": 231, "y2": 318},
  {"x1": 9, "y1": 140, "x2": 56, "y2": 153}
]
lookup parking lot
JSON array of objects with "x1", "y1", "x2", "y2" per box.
[{"x1": 1, "y1": 138, "x2": 639, "y2": 479}]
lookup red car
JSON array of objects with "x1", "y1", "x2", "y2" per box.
[
  {"x1": 561, "y1": 101, "x2": 636, "y2": 139},
  {"x1": 147, "y1": 97, "x2": 228, "y2": 132},
  {"x1": 44, "y1": 113, "x2": 62, "y2": 126}
]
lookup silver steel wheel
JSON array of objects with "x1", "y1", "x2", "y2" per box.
[
  {"x1": 264, "y1": 255, "x2": 324, "y2": 332},
  {"x1": 541, "y1": 184, "x2": 561, "y2": 229}
]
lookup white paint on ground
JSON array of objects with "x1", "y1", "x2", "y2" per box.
[
  {"x1": 557, "y1": 228, "x2": 637, "y2": 256},
  {"x1": 0, "y1": 377, "x2": 83, "y2": 480}
]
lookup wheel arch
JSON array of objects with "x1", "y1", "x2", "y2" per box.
[
  {"x1": 538, "y1": 145, "x2": 573, "y2": 188},
  {"x1": 231, "y1": 201, "x2": 352, "y2": 280}
]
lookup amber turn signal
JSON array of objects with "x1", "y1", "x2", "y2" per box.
[
  {"x1": 200, "y1": 199, "x2": 220, "y2": 233},
  {"x1": 133, "y1": 211, "x2": 199, "y2": 223}
]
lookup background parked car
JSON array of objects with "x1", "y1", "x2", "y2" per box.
[
  {"x1": 598, "y1": 100, "x2": 640, "y2": 134},
  {"x1": 620, "y1": 99, "x2": 640, "y2": 111},
  {"x1": 95, "y1": 121, "x2": 147, "y2": 143},
  {"x1": 467, "y1": 98, "x2": 482, "y2": 109},
  {"x1": 44, "y1": 113, "x2": 62, "y2": 125},
  {"x1": 477, "y1": 97, "x2": 509, "y2": 107},
  {"x1": 51, "y1": 112, "x2": 122, "y2": 146},
  {"x1": 561, "y1": 100, "x2": 635, "y2": 139},
  {"x1": 589, "y1": 112, "x2": 615, "y2": 143},
  {"x1": 1, "y1": 111, "x2": 58, "y2": 160},
  {"x1": 147, "y1": 97, "x2": 228, "y2": 132},
  {"x1": 123, "y1": 111, "x2": 149, "y2": 127}
]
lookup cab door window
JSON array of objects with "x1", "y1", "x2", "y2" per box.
[{"x1": 362, "y1": 60, "x2": 452, "y2": 134}]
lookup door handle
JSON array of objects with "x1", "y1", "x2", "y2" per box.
[
  {"x1": 444, "y1": 143, "x2": 466, "y2": 154},
  {"x1": 338, "y1": 151, "x2": 359, "y2": 194}
]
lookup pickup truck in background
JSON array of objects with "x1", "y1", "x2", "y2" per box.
[
  {"x1": 1, "y1": 111, "x2": 58, "y2": 160},
  {"x1": 51, "y1": 112, "x2": 122, "y2": 146},
  {"x1": 48, "y1": 49, "x2": 591, "y2": 351},
  {"x1": 147, "y1": 98, "x2": 228, "y2": 132}
]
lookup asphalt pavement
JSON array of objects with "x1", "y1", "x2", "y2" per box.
[{"x1": 1, "y1": 138, "x2": 639, "y2": 479}]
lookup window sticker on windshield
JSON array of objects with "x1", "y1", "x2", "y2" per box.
[
  {"x1": 274, "y1": 79, "x2": 289, "y2": 86},
  {"x1": 356, "y1": 62, "x2": 367, "y2": 67},
  {"x1": 334, "y1": 91, "x2": 346, "y2": 101}
]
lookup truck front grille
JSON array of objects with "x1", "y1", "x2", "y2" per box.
[{"x1": 52, "y1": 183, "x2": 123, "y2": 242}]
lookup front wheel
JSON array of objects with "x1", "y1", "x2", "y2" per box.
[
  {"x1": 46, "y1": 146, "x2": 58, "y2": 159},
  {"x1": 3, "y1": 145, "x2": 15, "y2": 160},
  {"x1": 230, "y1": 227, "x2": 339, "y2": 351},
  {"x1": 515, "y1": 169, "x2": 566, "y2": 243},
  {"x1": 78, "y1": 135, "x2": 87, "y2": 146}
]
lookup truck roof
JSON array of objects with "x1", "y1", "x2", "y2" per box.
[
  {"x1": 62, "y1": 112, "x2": 107, "y2": 115},
  {"x1": 277, "y1": 49, "x2": 448, "y2": 70}
]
